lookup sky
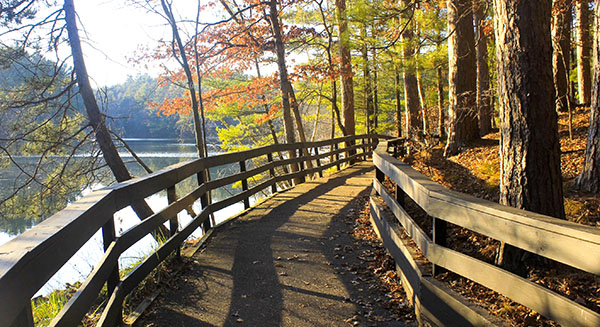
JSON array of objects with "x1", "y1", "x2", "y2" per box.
[{"x1": 71, "y1": 0, "x2": 208, "y2": 87}]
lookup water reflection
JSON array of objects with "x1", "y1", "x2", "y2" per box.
[{"x1": 0, "y1": 139, "x2": 263, "y2": 296}]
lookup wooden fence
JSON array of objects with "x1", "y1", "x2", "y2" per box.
[
  {"x1": 0, "y1": 134, "x2": 380, "y2": 327},
  {"x1": 371, "y1": 138, "x2": 600, "y2": 326}
]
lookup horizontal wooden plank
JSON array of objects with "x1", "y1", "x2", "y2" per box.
[
  {"x1": 0, "y1": 135, "x2": 380, "y2": 325},
  {"x1": 50, "y1": 241, "x2": 121, "y2": 327},
  {"x1": 97, "y1": 284, "x2": 126, "y2": 327},
  {"x1": 429, "y1": 244, "x2": 600, "y2": 327},
  {"x1": 373, "y1": 178, "x2": 432, "y2": 254},
  {"x1": 369, "y1": 196, "x2": 424, "y2": 292},
  {"x1": 0, "y1": 189, "x2": 115, "y2": 325},
  {"x1": 419, "y1": 277, "x2": 498, "y2": 327},
  {"x1": 373, "y1": 142, "x2": 600, "y2": 274}
]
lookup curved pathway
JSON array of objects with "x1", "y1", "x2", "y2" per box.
[{"x1": 138, "y1": 162, "x2": 413, "y2": 327}]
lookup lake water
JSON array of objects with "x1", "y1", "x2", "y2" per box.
[{"x1": 0, "y1": 139, "x2": 259, "y2": 296}]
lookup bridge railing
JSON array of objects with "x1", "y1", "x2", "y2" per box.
[
  {"x1": 371, "y1": 139, "x2": 600, "y2": 327},
  {"x1": 0, "y1": 134, "x2": 383, "y2": 327}
]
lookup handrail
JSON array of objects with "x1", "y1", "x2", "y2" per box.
[
  {"x1": 0, "y1": 134, "x2": 381, "y2": 327},
  {"x1": 371, "y1": 139, "x2": 600, "y2": 326}
]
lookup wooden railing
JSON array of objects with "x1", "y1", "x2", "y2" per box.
[
  {"x1": 0, "y1": 134, "x2": 381, "y2": 327},
  {"x1": 371, "y1": 139, "x2": 600, "y2": 326}
]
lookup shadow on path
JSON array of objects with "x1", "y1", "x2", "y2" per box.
[{"x1": 221, "y1": 165, "x2": 373, "y2": 326}]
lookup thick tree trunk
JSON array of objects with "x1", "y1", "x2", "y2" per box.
[
  {"x1": 64, "y1": 0, "x2": 162, "y2": 234},
  {"x1": 493, "y1": 0, "x2": 566, "y2": 274},
  {"x1": 474, "y1": 0, "x2": 492, "y2": 135},
  {"x1": 336, "y1": 0, "x2": 355, "y2": 136},
  {"x1": 437, "y1": 66, "x2": 445, "y2": 138},
  {"x1": 552, "y1": 0, "x2": 572, "y2": 112},
  {"x1": 445, "y1": 0, "x2": 478, "y2": 156},
  {"x1": 574, "y1": 3, "x2": 600, "y2": 193},
  {"x1": 401, "y1": 0, "x2": 421, "y2": 138},
  {"x1": 576, "y1": 0, "x2": 592, "y2": 105}
]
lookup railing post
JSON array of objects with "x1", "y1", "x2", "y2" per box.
[
  {"x1": 10, "y1": 301, "x2": 33, "y2": 327},
  {"x1": 239, "y1": 160, "x2": 250, "y2": 209},
  {"x1": 395, "y1": 184, "x2": 405, "y2": 207},
  {"x1": 297, "y1": 148, "x2": 306, "y2": 183},
  {"x1": 267, "y1": 152, "x2": 277, "y2": 194},
  {"x1": 432, "y1": 217, "x2": 447, "y2": 276},
  {"x1": 197, "y1": 171, "x2": 211, "y2": 232},
  {"x1": 166, "y1": 186, "x2": 180, "y2": 258},
  {"x1": 333, "y1": 142, "x2": 341, "y2": 171},
  {"x1": 314, "y1": 146, "x2": 323, "y2": 178},
  {"x1": 102, "y1": 217, "x2": 122, "y2": 325},
  {"x1": 102, "y1": 218, "x2": 120, "y2": 294},
  {"x1": 375, "y1": 167, "x2": 385, "y2": 183},
  {"x1": 361, "y1": 137, "x2": 367, "y2": 161}
]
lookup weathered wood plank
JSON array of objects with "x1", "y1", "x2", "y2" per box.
[
  {"x1": 373, "y1": 142, "x2": 600, "y2": 274},
  {"x1": 49, "y1": 241, "x2": 121, "y2": 327},
  {"x1": 0, "y1": 189, "x2": 115, "y2": 326},
  {"x1": 429, "y1": 244, "x2": 600, "y2": 327},
  {"x1": 1, "y1": 134, "x2": 379, "y2": 326},
  {"x1": 372, "y1": 179, "x2": 431, "y2": 254},
  {"x1": 369, "y1": 196, "x2": 423, "y2": 292},
  {"x1": 419, "y1": 277, "x2": 498, "y2": 327}
]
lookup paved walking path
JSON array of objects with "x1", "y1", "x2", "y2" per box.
[{"x1": 138, "y1": 162, "x2": 413, "y2": 327}]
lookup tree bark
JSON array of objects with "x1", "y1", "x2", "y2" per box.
[
  {"x1": 574, "y1": 2, "x2": 600, "y2": 193},
  {"x1": 315, "y1": 0, "x2": 347, "y2": 136},
  {"x1": 445, "y1": 0, "x2": 478, "y2": 156},
  {"x1": 335, "y1": 0, "x2": 355, "y2": 136},
  {"x1": 64, "y1": 0, "x2": 161, "y2": 232},
  {"x1": 437, "y1": 66, "x2": 445, "y2": 138},
  {"x1": 474, "y1": 0, "x2": 492, "y2": 135},
  {"x1": 576, "y1": 0, "x2": 592, "y2": 105},
  {"x1": 552, "y1": 0, "x2": 572, "y2": 113},
  {"x1": 417, "y1": 64, "x2": 428, "y2": 134},
  {"x1": 493, "y1": 0, "x2": 566, "y2": 274},
  {"x1": 372, "y1": 49, "x2": 379, "y2": 131},
  {"x1": 395, "y1": 64, "x2": 403, "y2": 137},
  {"x1": 267, "y1": 0, "x2": 311, "y2": 178},
  {"x1": 362, "y1": 38, "x2": 373, "y2": 134},
  {"x1": 401, "y1": 0, "x2": 421, "y2": 138},
  {"x1": 160, "y1": 0, "x2": 205, "y2": 158}
]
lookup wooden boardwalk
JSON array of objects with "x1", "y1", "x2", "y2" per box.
[{"x1": 138, "y1": 162, "x2": 412, "y2": 327}]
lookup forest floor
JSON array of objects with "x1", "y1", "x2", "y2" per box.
[{"x1": 379, "y1": 107, "x2": 600, "y2": 326}]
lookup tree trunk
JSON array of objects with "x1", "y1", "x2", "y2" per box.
[
  {"x1": 64, "y1": 0, "x2": 161, "y2": 233},
  {"x1": 552, "y1": 0, "x2": 572, "y2": 113},
  {"x1": 474, "y1": 0, "x2": 492, "y2": 135},
  {"x1": 417, "y1": 64, "x2": 428, "y2": 134},
  {"x1": 372, "y1": 49, "x2": 379, "y2": 130},
  {"x1": 493, "y1": 0, "x2": 566, "y2": 275},
  {"x1": 445, "y1": 0, "x2": 479, "y2": 156},
  {"x1": 161, "y1": 0, "x2": 205, "y2": 158},
  {"x1": 437, "y1": 66, "x2": 445, "y2": 138},
  {"x1": 267, "y1": 0, "x2": 300, "y2": 177},
  {"x1": 395, "y1": 64, "x2": 403, "y2": 137},
  {"x1": 362, "y1": 40, "x2": 373, "y2": 134},
  {"x1": 401, "y1": 0, "x2": 421, "y2": 138},
  {"x1": 315, "y1": 0, "x2": 347, "y2": 136},
  {"x1": 336, "y1": 0, "x2": 355, "y2": 136},
  {"x1": 574, "y1": 2, "x2": 600, "y2": 193},
  {"x1": 576, "y1": 0, "x2": 592, "y2": 105}
]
